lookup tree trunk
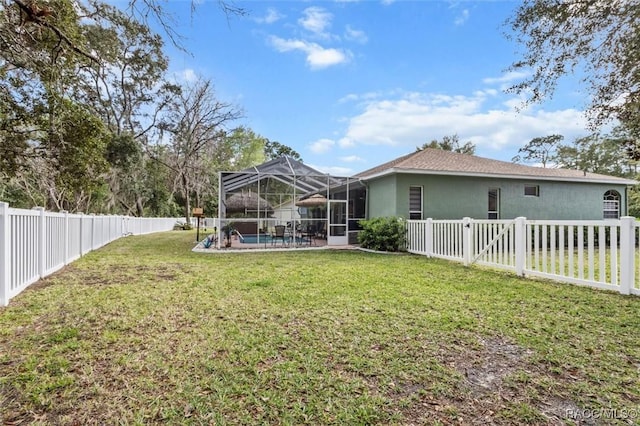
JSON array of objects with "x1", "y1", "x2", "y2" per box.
[
  {"x1": 182, "y1": 172, "x2": 191, "y2": 224},
  {"x1": 136, "y1": 196, "x2": 144, "y2": 217}
]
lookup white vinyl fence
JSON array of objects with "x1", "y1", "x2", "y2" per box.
[
  {"x1": 0, "y1": 202, "x2": 180, "y2": 306},
  {"x1": 407, "y1": 217, "x2": 640, "y2": 297}
]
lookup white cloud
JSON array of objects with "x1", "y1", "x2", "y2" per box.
[
  {"x1": 473, "y1": 89, "x2": 498, "y2": 97},
  {"x1": 483, "y1": 71, "x2": 531, "y2": 86},
  {"x1": 255, "y1": 8, "x2": 284, "y2": 24},
  {"x1": 336, "y1": 90, "x2": 588, "y2": 154},
  {"x1": 171, "y1": 68, "x2": 198, "y2": 84},
  {"x1": 338, "y1": 90, "x2": 397, "y2": 104},
  {"x1": 268, "y1": 36, "x2": 350, "y2": 69},
  {"x1": 299, "y1": 7, "x2": 333, "y2": 38},
  {"x1": 309, "y1": 138, "x2": 336, "y2": 153},
  {"x1": 339, "y1": 94, "x2": 360, "y2": 104},
  {"x1": 338, "y1": 137, "x2": 355, "y2": 148},
  {"x1": 340, "y1": 155, "x2": 365, "y2": 163},
  {"x1": 308, "y1": 164, "x2": 354, "y2": 175},
  {"x1": 502, "y1": 92, "x2": 531, "y2": 111},
  {"x1": 454, "y1": 9, "x2": 470, "y2": 26},
  {"x1": 344, "y1": 25, "x2": 368, "y2": 44},
  {"x1": 381, "y1": 0, "x2": 395, "y2": 5},
  {"x1": 182, "y1": 69, "x2": 198, "y2": 82}
]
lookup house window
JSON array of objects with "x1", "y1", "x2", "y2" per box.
[
  {"x1": 409, "y1": 186, "x2": 423, "y2": 220},
  {"x1": 524, "y1": 185, "x2": 539, "y2": 197},
  {"x1": 603, "y1": 190, "x2": 620, "y2": 219},
  {"x1": 488, "y1": 188, "x2": 500, "y2": 219}
]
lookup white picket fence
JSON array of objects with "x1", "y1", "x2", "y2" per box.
[
  {"x1": 0, "y1": 202, "x2": 180, "y2": 306},
  {"x1": 406, "y1": 217, "x2": 640, "y2": 296}
]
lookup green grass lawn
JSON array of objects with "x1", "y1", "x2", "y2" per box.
[{"x1": 1, "y1": 231, "x2": 639, "y2": 425}]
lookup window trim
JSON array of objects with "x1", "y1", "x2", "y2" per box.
[
  {"x1": 524, "y1": 185, "x2": 540, "y2": 197},
  {"x1": 603, "y1": 190, "x2": 620, "y2": 219},
  {"x1": 488, "y1": 188, "x2": 500, "y2": 220},
  {"x1": 409, "y1": 185, "x2": 423, "y2": 220}
]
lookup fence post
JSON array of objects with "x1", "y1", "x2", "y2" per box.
[
  {"x1": 33, "y1": 207, "x2": 46, "y2": 278},
  {"x1": 0, "y1": 202, "x2": 10, "y2": 306},
  {"x1": 514, "y1": 217, "x2": 526, "y2": 276},
  {"x1": 78, "y1": 213, "x2": 84, "y2": 257},
  {"x1": 62, "y1": 211, "x2": 69, "y2": 265},
  {"x1": 90, "y1": 213, "x2": 96, "y2": 250},
  {"x1": 426, "y1": 218, "x2": 433, "y2": 257},
  {"x1": 619, "y1": 216, "x2": 635, "y2": 295},
  {"x1": 404, "y1": 220, "x2": 410, "y2": 251},
  {"x1": 463, "y1": 217, "x2": 472, "y2": 266}
]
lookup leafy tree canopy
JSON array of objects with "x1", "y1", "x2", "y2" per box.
[
  {"x1": 507, "y1": 0, "x2": 640, "y2": 136},
  {"x1": 512, "y1": 134, "x2": 564, "y2": 168},
  {"x1": 555, "y1": 133, "x2": 637, "y2": 178},
  {"x1": 417, "y1": 134, "x2": 476, "y2": 155},
  {"x1": 265, "y1": 140, "x2": 302, "y2": 161},
  {"x1": 512, "y1": 131, "x2": 638, "y2": 179}
]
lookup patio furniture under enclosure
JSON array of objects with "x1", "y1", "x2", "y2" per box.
[{"x1": 218, "y1": 156, "x2": 366, "y2": 249}]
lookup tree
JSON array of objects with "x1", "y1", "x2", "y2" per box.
[
  {"x1": 555, "y1": 134, "x2": 637, "y2": 178},
  {"x1": 0, "y1": 0, "x2": 96, "y2": 179},
  {"x1": 124, "y1": 0, "x2": 245, "y2": 50},
  {"x1": 0, "y1": 0, "x2": 243, "y2": 61},
  {"x1": 553, "y1": 131, "x2": 640, "y2": 217},
  {"x1": 144, "y1": 144, "x2": 179, "y2": 217},
  {"x1": 512, "y1": 134, "x2": 564, "y2": 168},
  {"x1": 79, "y1": 4, "x2": 180, "y2": 216},
  {"x1": 0, "y1": 0, "x2": 245, "y2": 215},
  {"x1": 161, "y1": 78, "x2": 242, "y2": 224},
  {"x1": 222, "y1": 127, "x2": 267, "y2": 169},
  {"x1": 80, "y1": 4, "x2": 178, "y2": 139},
  {"x1": 0, "y1": 0, "x2": 174, "y2": 213},
  {"x1": 417, "y1": 134, "x2": 475, "y2": 155},
  {"x1": 506, "y1": 1, "x2": 640, "y2": 135},
  {"x1": 265, "y1": 140, "x2": 302, "y2": 161}
]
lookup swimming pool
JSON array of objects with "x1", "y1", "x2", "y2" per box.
[
  {"x1": 239, "y1": 234, "x2": 310, "y2": 244},
  {"x1": 239, "y1": 234, "x2": 272, "y2": 244}
]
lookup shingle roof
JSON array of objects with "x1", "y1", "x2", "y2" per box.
[{"x1": 355, "y1": 148, "x2": 636, "y2": 185}]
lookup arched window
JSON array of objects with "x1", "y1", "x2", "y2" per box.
[{"x1": 603, "y1": 190, "x2": 620, "y2": 219}]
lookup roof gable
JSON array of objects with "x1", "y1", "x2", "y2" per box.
[{"x1": 355, "y1": 148, "x2": 635, "y2": 185}]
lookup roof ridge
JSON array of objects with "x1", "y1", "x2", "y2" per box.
[
  {"x1": 354, "y1": 150, "x2": 421, "y2": 178},
  {"x1": 355, "y1": 148, "x2": 635, "y2": 184}
]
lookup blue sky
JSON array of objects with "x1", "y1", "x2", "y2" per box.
[{"x1": 156, "y1": 0, "x2": 591, "y2": 175}]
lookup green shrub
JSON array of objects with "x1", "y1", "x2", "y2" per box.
[{"x1": 357, "y1": 216, "x2": 406, "y2": 252}]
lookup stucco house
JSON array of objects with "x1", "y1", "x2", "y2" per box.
[
  {"x1": 355, "y1": 148, "x2": 636, "y2": 220},
  {"x1": 217, "y1": 151, "x2": 636, "y2": 248}
]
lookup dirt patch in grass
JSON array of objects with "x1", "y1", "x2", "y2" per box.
[
  {"x1": 397, "y1": 336, "x2": 588, "y2": 425},
  {"x1": 29, "y1": 263, "x2": 186, "y2": 290},
  {"x1": 456, "y1": 336, "x2": 533, "y2": 392}
]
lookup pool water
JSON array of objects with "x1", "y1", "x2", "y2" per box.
[
  {"x1": 239, "y1": 234, "x2": 310, "y2": 244},
  {"x1": 239, "y1": 234, "x2": 272, "y2": 244}
]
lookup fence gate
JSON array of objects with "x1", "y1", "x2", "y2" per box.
[
  {"x1": 470, "y1": 220, "x2": 517, "y2": 269},
  {"x1": 406, "y1": 217, "x2": 638, "y2": 296}
]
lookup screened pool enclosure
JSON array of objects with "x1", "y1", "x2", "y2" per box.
[{"x1": 217, "y1": 156, "x2": 366, "y2": 249}]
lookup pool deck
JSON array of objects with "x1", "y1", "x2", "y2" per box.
[{"x1": 192, "y1": 235, "x2": 358, "y2": 253}]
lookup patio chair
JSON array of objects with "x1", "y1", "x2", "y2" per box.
[
  {"x1": 301, "y1": 224, "x2": 317, "y2": 246},
  {"x1": 316, "y1": 222, "x2": 327, "y2": 239},
  {"x1": 273, "y1": 225, "x2": 287, "y2": 246}
]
